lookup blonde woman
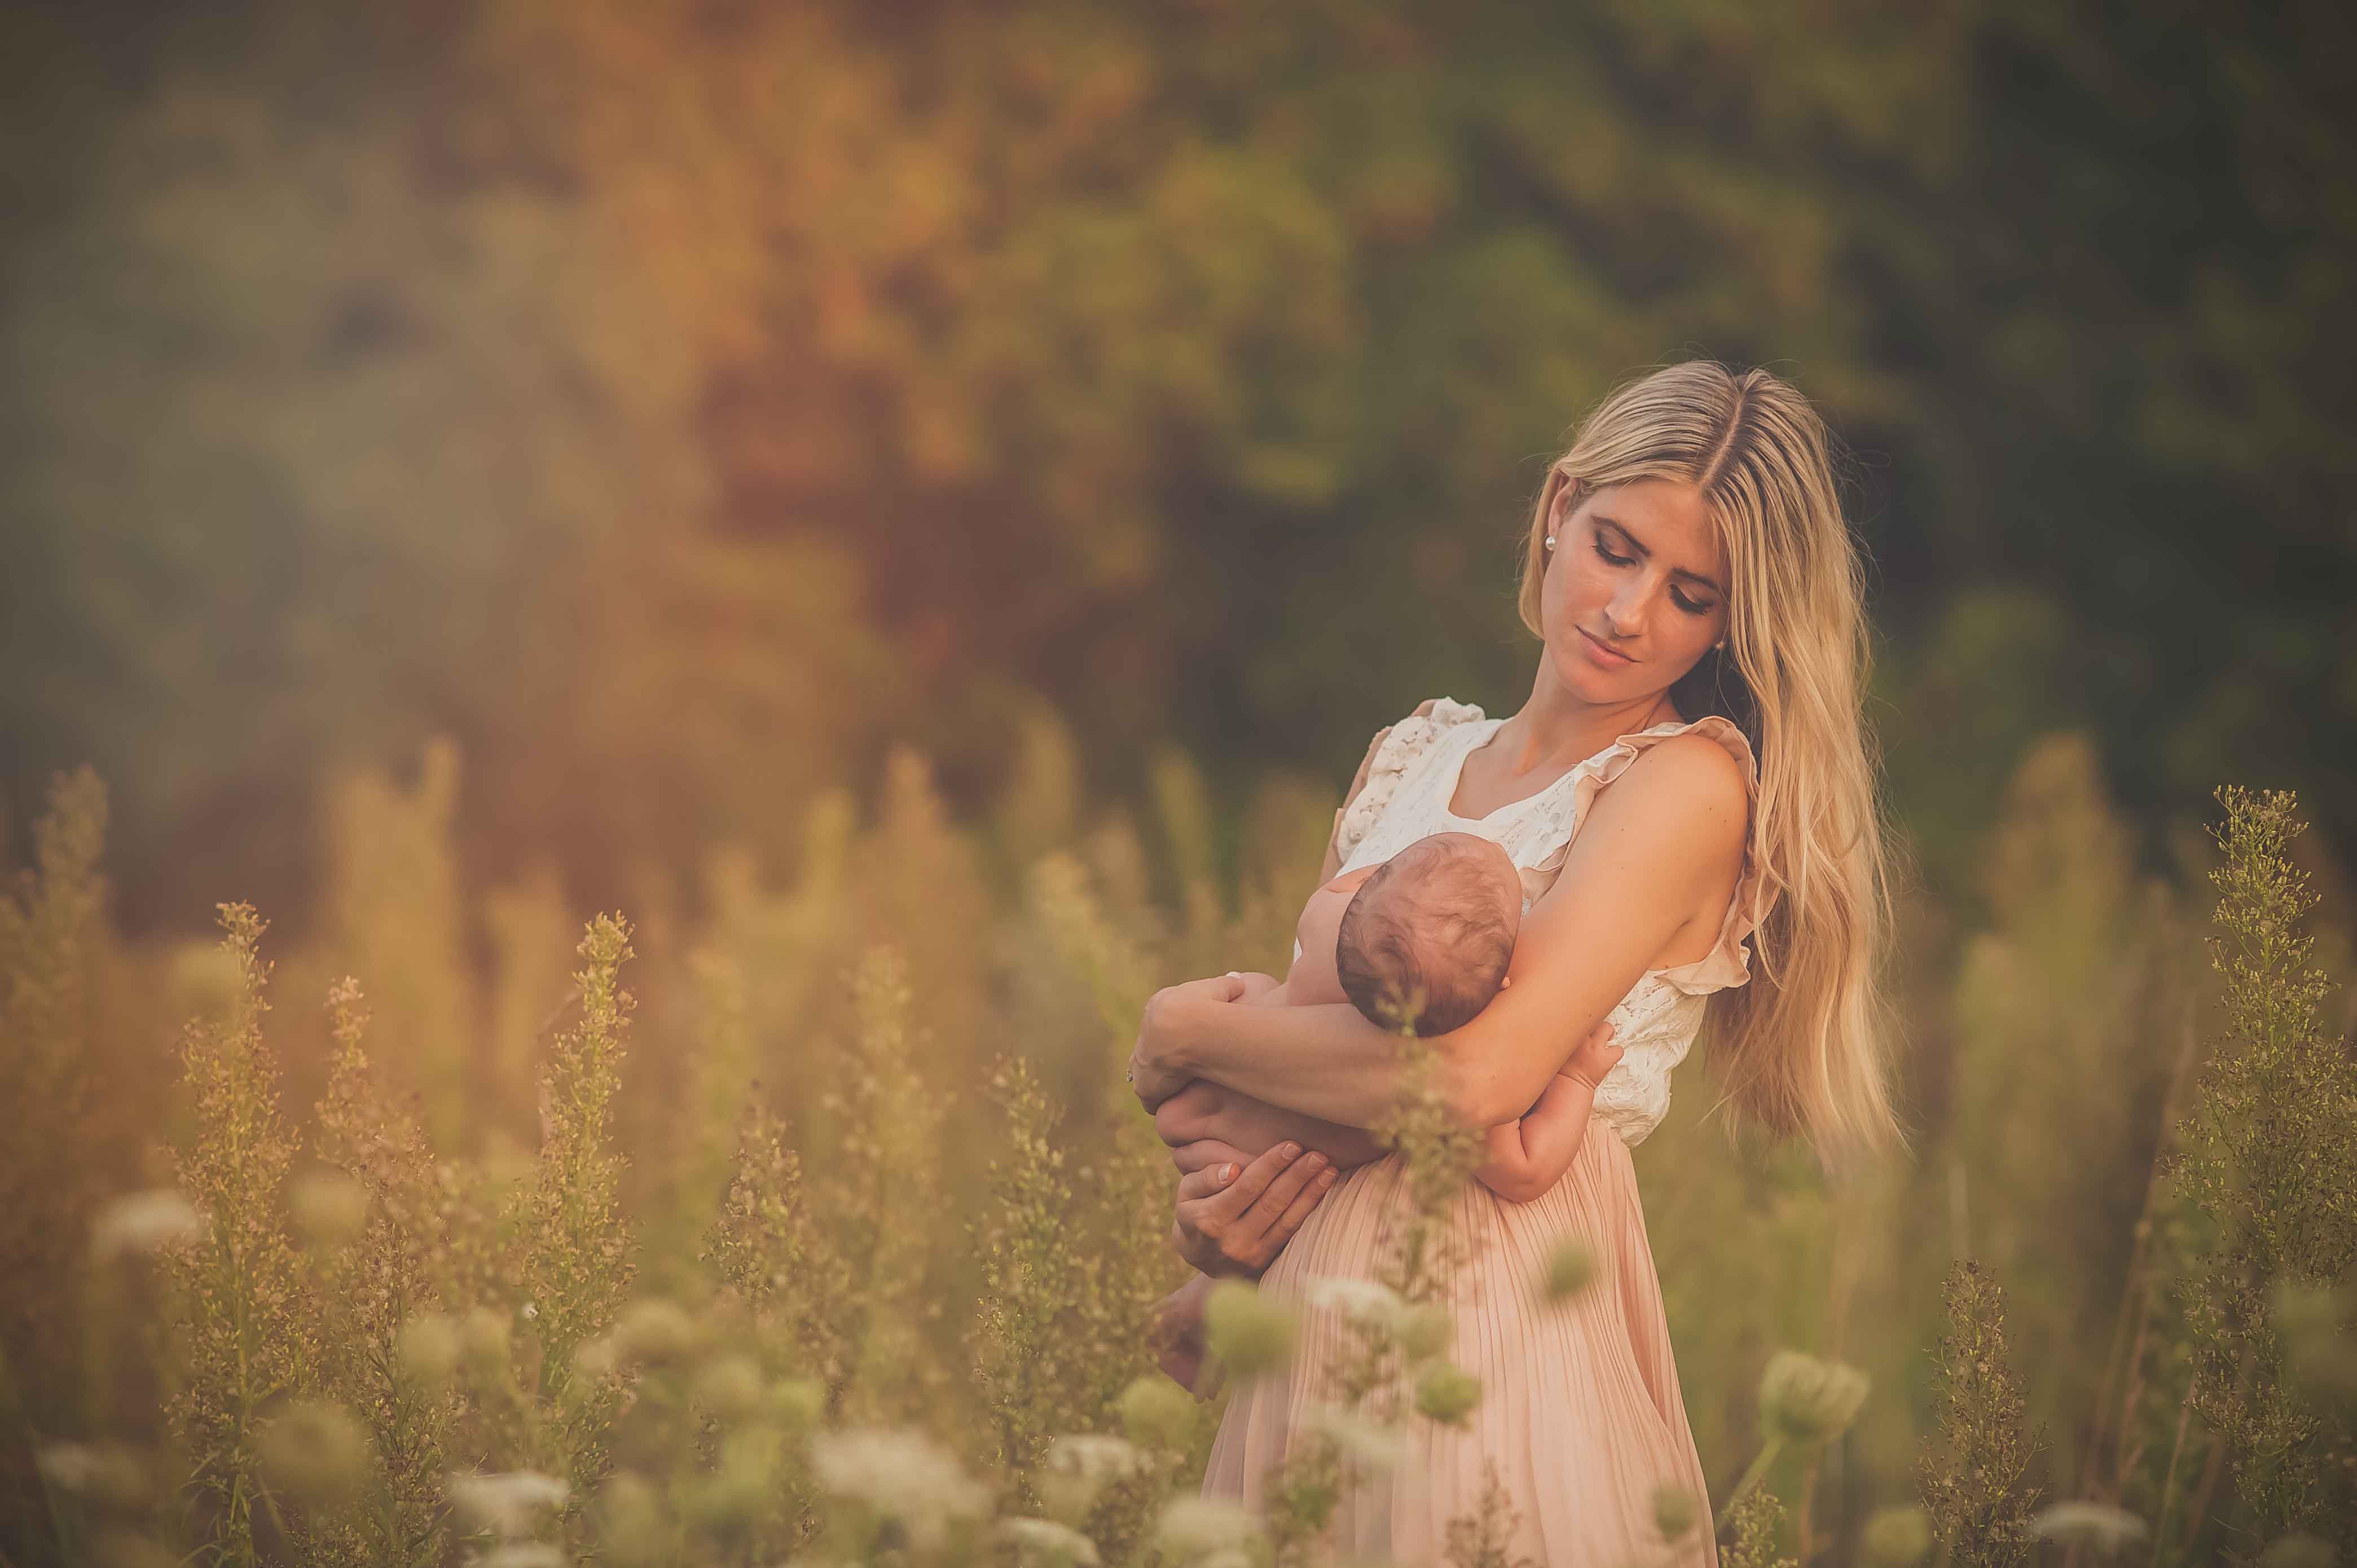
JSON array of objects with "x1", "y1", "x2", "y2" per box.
[{"x1": 1128, "y1": 360, "x2": 1901, "y2": 1562}]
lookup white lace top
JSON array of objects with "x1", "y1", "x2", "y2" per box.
[{"x1": 1332, "y1": 697, "x2": 1772, "y2": 1147}]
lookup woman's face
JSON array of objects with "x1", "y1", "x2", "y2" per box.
[{"x1": 1538, "y1": 477, "x2": 1731, "y2": 704}]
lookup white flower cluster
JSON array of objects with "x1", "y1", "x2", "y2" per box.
[
  {"x1": 808, "y1": 1428, "x2": 991, "y2": 1551},
  {"x1": 996, "y1": 1516, "x2": 1101, "y2": 1566},
  {"x1": 90, "y1": 1190, "x2": 205, "y2": 1261},
  {"x1": 1155, "y1": 1497, "x2": 1263, "y2": 1564},
  {"x1": 1300, "y1": 1402, "x2": 1406, "y2": 1471},
  {"x1": 1303, "y1": 1276, "x2": 1406, "y2": 1330},
  {"x1": 447, "y1": 1471, "x2": 569, "y2": 1540}
]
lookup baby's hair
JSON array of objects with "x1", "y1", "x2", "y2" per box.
[{"x1": 1334, "y1": 836, "x2": 1518, "y2": 1037}]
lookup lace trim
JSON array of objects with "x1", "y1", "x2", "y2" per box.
[{"x1": 1332, "y1": 697, "x2": 1487, "y2": 866}]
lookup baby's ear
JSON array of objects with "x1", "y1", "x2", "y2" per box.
[{"x1": 1498, "y1": 975, "x2": 1512, "y2": 989}]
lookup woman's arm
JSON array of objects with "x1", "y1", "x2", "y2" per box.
[{"x1": 1131, "y1": 735, "x2": 1748, "y2": 1129}]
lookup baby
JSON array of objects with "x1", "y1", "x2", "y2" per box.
[
  {"x1": 1164, "y1": 830, "x2": 1622, "y2": 1209},
  {"x1": 1149, "y1": 832, "x2": 1620, "y2": 1392}
]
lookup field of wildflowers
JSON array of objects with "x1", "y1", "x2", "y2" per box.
[{"x1": 1, "y1": 731, "x2": 2352, "y2": 1566}]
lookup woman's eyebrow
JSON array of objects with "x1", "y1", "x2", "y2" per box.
[{"x1": 1593, "y1": 513, "x2": 1727, "y2": 599}]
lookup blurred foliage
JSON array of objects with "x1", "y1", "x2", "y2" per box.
[{"x1": 2, "y1": 0, "x2": 2352, "y2": 932}]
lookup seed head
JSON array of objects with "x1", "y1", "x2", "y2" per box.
[
  {"x1": 1537, "y1": 1237, "x2": 1597, "y2": 1305},
  {"x1": 1119, "y1": 1373, "x2": 1199, "y2": 1452},
  {"x1": 610, "y1": 1298, "x2": 698, "y2": 1368},
  {"x1": 1414, "y1": 1362, "x2": 1483, "y2": 1426},
  {"x1": 1757, "y1": 1350, "x2": 1870, "y2": 1450},
  {"x1": 691, "y1": 1354, "x2": 764, "y2": 1420},
  {"x1": 1154, "y1": 1496, "x2": 1261, "y2": 1560},
  {"x1": 1862, "y1": 1505, "x2": 1933, "y2": 1565},
  {"x1": 1203, "y1": 1280, "x2": 1296, "y2": 1381},
  {"x1": 1397, "y1": 1302, "x2": 1453, "y2": 1361},
  {"x1": 397, "y1": 1313, "x2": 463, "y2": 1390},
  {"x1": 1650, "y1": 1482, "x2": 1698, "y2": 1542},
  {"x1": 257, "y1": 1402, "x2": 371, "y2": 1507}
]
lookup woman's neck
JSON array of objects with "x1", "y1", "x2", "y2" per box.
[{"x1": 1492, "y1": 660, "x2": 1681, "y2": 778}]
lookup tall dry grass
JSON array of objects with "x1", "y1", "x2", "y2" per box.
[{"x1": 0, "y1": 729, "x2": 2350, "y2": 1565}]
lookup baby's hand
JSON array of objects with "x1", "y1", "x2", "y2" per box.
[{"x1": 1560, "y1": 1020, "x2": 1622, "y2": 1090}]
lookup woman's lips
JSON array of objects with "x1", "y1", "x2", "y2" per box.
[{"x1": 1577, "y1": 627, "x2": 1635, "y2": 667}]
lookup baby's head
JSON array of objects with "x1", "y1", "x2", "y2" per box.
[{"x1": 1334, "y1": 832, "x2": 1523, "y2": 1037}]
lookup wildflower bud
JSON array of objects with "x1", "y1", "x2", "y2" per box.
[
  {"x1": 997, "y1": 1516, "x2": 1102, "y2": 1566},
  {"x1": 1154, "y1": 1497, "x2": 1260, "y2": 1560},
  {"x1": 1397, "y1": 1302, "x2": 1453, "y2": 1362},
  {"x1": 90, "y1": 1191, "x2": 205, "y2": 1263},
  {"x1": 257, "y1": 1402, "x2": 371, "y2": 1507},
  {"x1": 288, "y1": 1172, "x2": 371, "y2": 1249},
  {"x1": 1203, "y1": 1281, "x2": 1296, "y2": 1382},
  {"x1": 1118, "y1": 1373, "x2": 1199, "y2": 1453},
  {"x1": 610, "y1": 1299, "x2": 698, "y2": 1369},
  {"x1": 596, "y1": 1472, "x2": 670, "y2": 1568},
  {"x1": 2028, "y1": 1501, "x2": 2149, "y2": 1557},
  {"x1": 1414, "y1": 1362, "x2": 1483, "y2": 1426},
  {"x1": 691, "y1": 1354, "x2": 765, "y2": 1421},
  {"x1": 397, "y1": 1314, "x2": 463, "y2": 1390},
  {"x1": 1757, "y1": 1350, "x2": 1870, "y2": 1451},
  {"x1": 1650, "y1": 1482, "x2": 1698, "y2": 1542},
  {"x1": 1537, "y1": 1237, "x2": 1597, "y2": 1305},
  {"x1": 766, "y1": 1377, "x2": 825, "y2": 1432},
  {"x1": 1862, "y1": 1505, "x2": 1933, "y2": 1566},
  {"x1": 2257, "y1": 1534, "x2": 2336, "y2": 1568}
]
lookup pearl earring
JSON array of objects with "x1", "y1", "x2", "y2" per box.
[{"x1": 1544, "y1": 535, "x2": 1556, "y2": 550}]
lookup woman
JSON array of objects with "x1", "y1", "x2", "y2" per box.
[{"x1": 1127, "y1": 361, "x2": 1902, "y2": 1562}]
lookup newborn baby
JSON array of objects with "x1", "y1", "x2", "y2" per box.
[
  {"x1": 1149, "y1": 831, "x2": 1621, "y2": 1392},
  {"x1": 1173, "y1": 830, "x2": 1622, "y2": 1206}
]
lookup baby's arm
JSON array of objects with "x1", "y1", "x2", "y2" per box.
[{"x1": 1471, "y1": 1029, "x2": 1623, "y2": 1204}]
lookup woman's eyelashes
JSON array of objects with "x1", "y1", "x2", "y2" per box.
[{"x1": 1587, "y1": 534, "x2": 1717, "y2": 616}]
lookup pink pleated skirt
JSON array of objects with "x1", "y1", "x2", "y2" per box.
[{"x1": 1201, "y1": 1120, "x2": 1718, "y2": 1566}]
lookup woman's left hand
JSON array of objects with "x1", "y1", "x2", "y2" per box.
[{"x1": 1128, "y1": 974, "x2": 1246, "y2": 1110}]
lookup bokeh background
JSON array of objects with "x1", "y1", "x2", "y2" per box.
[{"x1": 5, "y1": 0, "x2": 2356, "y2": 1560}]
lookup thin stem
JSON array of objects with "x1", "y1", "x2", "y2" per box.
[{"x1": 1714, "y1": 1438, "x2": 1783, "y2": 1534}]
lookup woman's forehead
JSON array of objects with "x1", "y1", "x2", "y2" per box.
[{"x1": 1577, "y1": 478, "x2": 1730, "y2": 584}]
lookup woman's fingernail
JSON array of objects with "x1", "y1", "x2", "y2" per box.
[
  {"x1": 1278, "y1": 1142, "x2": 1300, "y2": 1159},
  {"x1": 1220, "y1": 1164, "x2": 1238, "y2": 1184},
  {"x1": 1320, "y1": 1169, "x2": 1338, "y2": 1188}
]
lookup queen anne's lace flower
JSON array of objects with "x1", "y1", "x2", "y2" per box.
[
  {"x1": 447, "y1": 1471, "x2": 568, "y2": 1539},
  {"x1": 996, "y1": 1517, "x2": 1102, "y2": 1565},
  {"x1": 1155, "y1": 1497, "x2": 1262, "y2": 1561},
  {"x1": 1303, "y1": 1276, "x2": 1406, "y2": 1329},
  {"x1": 90, "y1": 1191, "x2": 205, "y2": 1261},
  {"x1": 808, "y1": 1428, "x2": 991, "y2": 1550},
  {"x1": 1301, "y1": 1402, "x2": 1406, "y2": 1470}
]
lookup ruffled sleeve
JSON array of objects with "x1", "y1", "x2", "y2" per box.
[
  {"x1": 1526, "y1": 713, "x2": 1775, "y2": 997},
  {"x1": 1331, "y1": 697, "x2": 1487, "y2": 867}
]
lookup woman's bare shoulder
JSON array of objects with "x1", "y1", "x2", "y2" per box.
[{"x1": 1592, "y1": 732, "x2": 1749, "y2": 869}]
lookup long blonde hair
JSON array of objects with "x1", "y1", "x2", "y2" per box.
[{"x1": 1516, "y1": 361, "x2": 1902, "y2": 1171}]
